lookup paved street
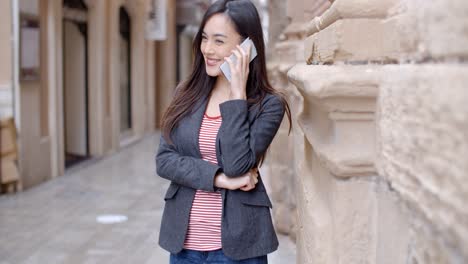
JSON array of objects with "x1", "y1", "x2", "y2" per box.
[{"x1": 0, "y1": 133, "x2": 295, "y2": 264}]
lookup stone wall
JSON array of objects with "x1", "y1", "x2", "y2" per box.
[
  {"x1": 265, "y1": 0, "x2": 330, "y2": 242},
  {"x1": 377, "y1": 65, "x2": 468, "y2": 263},
  {"x1": 272, "y1": 0, "x2": 468, "y2": 263}
]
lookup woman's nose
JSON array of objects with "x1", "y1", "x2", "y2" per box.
[{"x1": 203, "y1": 42, "x2": 214, "y2": 55}]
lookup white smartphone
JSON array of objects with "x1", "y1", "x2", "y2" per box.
[{"x1": 220, "y1": 37, "x2": 258, "y2": 82}]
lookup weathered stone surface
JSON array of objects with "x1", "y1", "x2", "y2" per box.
[
  {"x1": 288, "y1": 64, "x2": 378, "y2": 178},
  {"x1": 288, "y1": 62, "x2": 468, "y2": 263},
  {"x1": 398, "y1": 0, "x2": 468, "y2": 60},
  {"x1": 304, "y1": 0, "x2": 468, "y2": 65},
  {"x1": 305, "y1": 19, "x2": 402, "y2": 64},
  {"x1": 377, "y1": 65, "x2": 468, "y2": 262},
  {"x1": 281, "y1": 0, "x2": 468, "y2": 263},
  {"x1": 288, "y1": 68, "x2": 411, "y2": 263},
  {"x1": 264, "y1": 88, "x2": 296, "y2": 236},
  {"x1": 267, "y1": 0, "x2": 289, "y2": 53},
  {"x1": 265, "y1": 13, "x2": 313, "y2": 240},
  {"x1": 304, "y1": 0, "x2": 331, "y2": 20},
  {"x1": 305, "y1": 0, "x2": 399, "y2": 36},
  {"x1": 264, "y1": 66, "x2": 298, "y2": 239},
  {"x1": 275, "y1": 40, "x2": 306, "y2": 65}
]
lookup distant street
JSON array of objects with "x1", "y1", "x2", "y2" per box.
[{"x1": 0, "y1": 133, "x2": 295, "y2": 264}]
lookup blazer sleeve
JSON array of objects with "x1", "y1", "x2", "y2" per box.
[
  {"x1": 218, "y1": 95, "x2": 285, "y2": 177},
  {"x1": 156, "y1": 134, "x2": 221, "y2": 192}
]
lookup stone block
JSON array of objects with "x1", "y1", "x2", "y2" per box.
[
  {"x1": 377, "y1": 64, "x2": 468, "y2": 262},
  {"x1": 291, "y1": 129, "x2": 410, "y2": 264},
  {"x1": 304, "y1": 0, "x2": 331, "y2": 20},
  {"x1": 288, "y1": 64, "x2": 378, "y2": 178},
  {"x1": 287, "y1": 64, "x2": 415, "y2": 263},
  {"x1": 304, "y1": 0, "x2": 399, "y2": 36},
  {"x1": 305, "y1": 19, "x2": 402, "y2": 64},
  {"x1": 401, "y1": 0, "x2": 468, "y2": 60},
  {"x1": 305, "y1": 0, "x2": 468, "y2": 63}
]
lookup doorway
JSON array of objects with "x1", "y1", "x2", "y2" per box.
[
  {"x1": 63, "y1": 19, "x2": 89, "y2": 168},
  {"x1": 119, "y1": 7, "x2": 132, "y2": 137}
]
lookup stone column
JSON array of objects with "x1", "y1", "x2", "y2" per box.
[
  {"x1": 155, "y1": 0, "x2": 176, "y2": 128},
  {"x1": 87, "y1": 0, "x2": 108, "y2": 156},
  {"x1": 45, "y1": 0, "x2": 64, "y2": 178},
  {"x1": 145, "y1": 40, "x2": 156, "y2": 131},
  {"x1": 107, "y1": 0, "x2": 122, "y2": 152},
  {"x1": 125, "y1": 0, "x2": 147, "y2": 138}
]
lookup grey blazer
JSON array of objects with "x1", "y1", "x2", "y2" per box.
[{"x1": 156, "y1": 93, "x2": 285, "y2": 260}]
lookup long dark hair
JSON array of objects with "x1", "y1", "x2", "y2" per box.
[{"x1": 162, "y1": 0, "x2": 292, "y2": 158}]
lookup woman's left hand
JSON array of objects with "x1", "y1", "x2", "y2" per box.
[
  {"x1": 224, "y1": 44, "x2": 251, "y2": 100},
  {"x1": 214, "y1": 168, "x2": 258, "y2": 191}
]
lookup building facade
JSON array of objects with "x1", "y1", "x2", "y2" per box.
[{"x1": 0, "y1": 0, "x2": 183, "y2": 190}]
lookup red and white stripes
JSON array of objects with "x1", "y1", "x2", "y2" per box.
[{"x1": 183, "y1": 113, "x2": 223, "y2": 251}]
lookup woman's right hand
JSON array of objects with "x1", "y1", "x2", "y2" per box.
[{"x1": 214, "y1": 168, "x2": 259, "y2": 191}]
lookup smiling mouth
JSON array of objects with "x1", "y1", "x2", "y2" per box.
[{"x1": 206, "y1": 58, "x2": 221, "y2": 66}]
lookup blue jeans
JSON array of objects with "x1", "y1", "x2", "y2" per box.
[{"x1": 170, "y1": 249, "x2": 268, "y2": 264}]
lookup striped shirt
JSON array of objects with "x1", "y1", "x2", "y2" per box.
[{"x1": 183, "y1": 113, "x2": 223, "y2": 251}]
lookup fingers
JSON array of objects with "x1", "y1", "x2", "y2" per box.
[
  {"x1": 232, "y1": 45, "x2": 250, "y2": 73},
  {"x1": 224, "y1": 56, "x2": 236, "y2": 74},
  {"x1": 232, "y1": 47, "x2": 243, "y2": 72},
  {"x1": 240, "y1": 185, "x2": 252, "y2": 191},
  {"x1": 237, "y1": 43, "x2": 251, "y2": 62},
  {"x1": 236, "y1": 45, "x2": 248, "y2": 71},
  {"x1": 240, "y1": 181, "x2": 255, "y2": 191},
  {"x1": 224, "y1": 43, "x2": 250, "y2": 98},
  {"x1": 245, "y1": 42, "x2": 251, "y2": 61},
  {"x1": 250, "y1": 168, "x2": 259, "y2": 184},
  {"x1": 222, "y1": 169, "x2": 260, "y2": 191},
  {"x1": 240, "y1": 169, "x2": 259, "y2": 192},
  {"x1": 239, "y1": 44, "x2": 251, "y2": 74}
]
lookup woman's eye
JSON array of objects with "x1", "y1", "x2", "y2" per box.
[
  {"x1": 215, "y1": 40, "x2": 224, "y2": 44},
  {"x1": 201, "y1": 36, "x2": 208, "y2": 40}
]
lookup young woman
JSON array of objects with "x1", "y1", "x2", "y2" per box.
[{"x1": 156, "y1": 0, "x2": 291, "y2": 263}]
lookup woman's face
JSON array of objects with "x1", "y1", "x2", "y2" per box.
[{"x1": 201, "y1": 13, "x2": 242, "y2": 77}]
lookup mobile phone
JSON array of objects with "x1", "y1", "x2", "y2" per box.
[{"x1": 220, "y1": 37, "x2": 258, "y2": 82}]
